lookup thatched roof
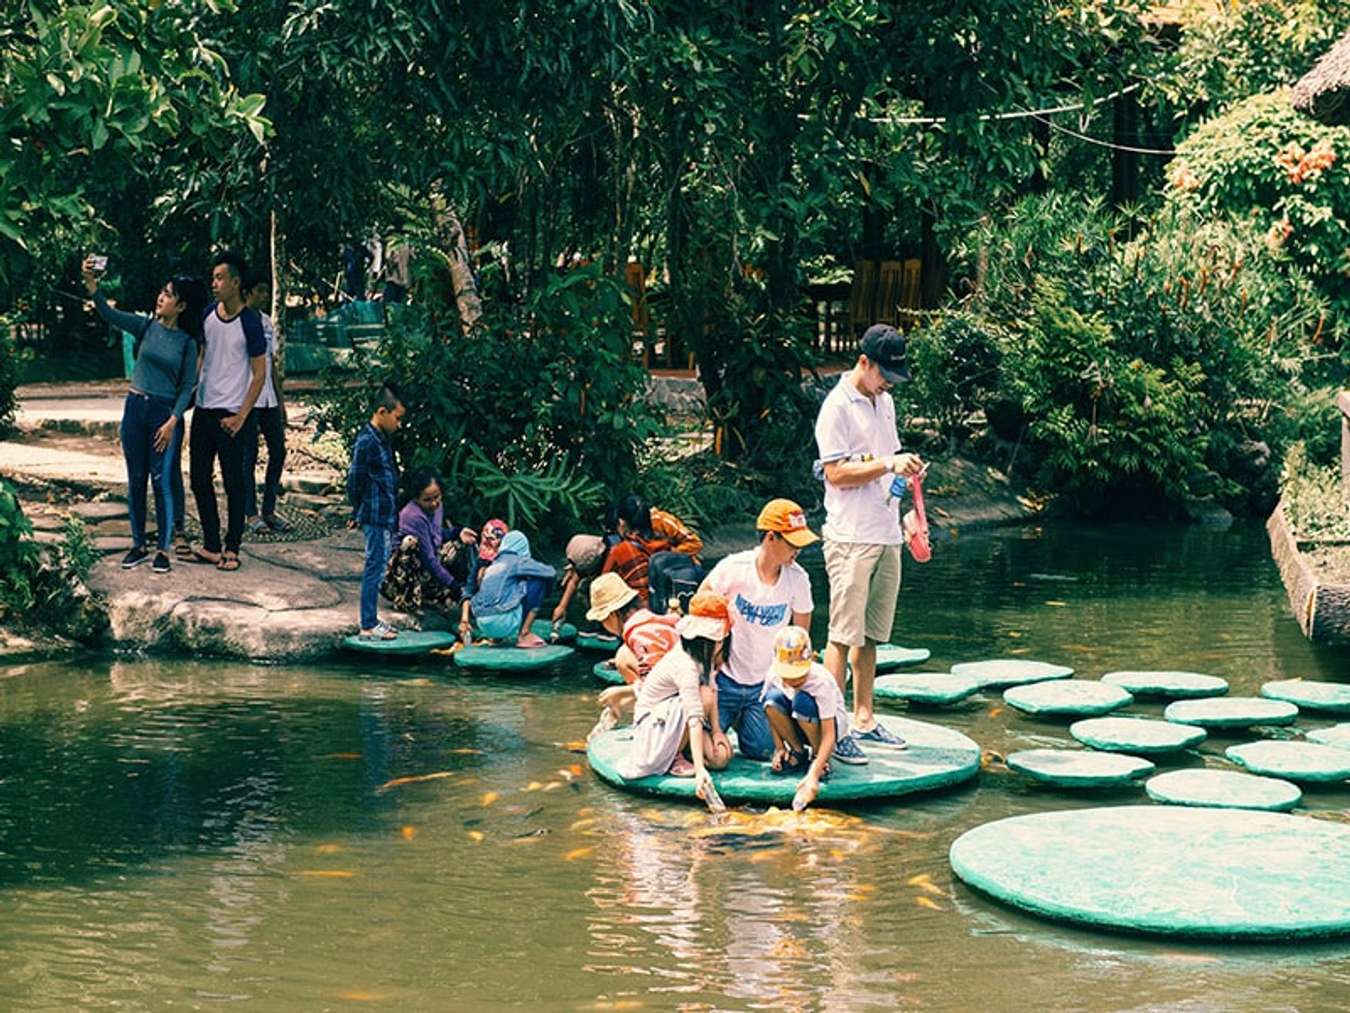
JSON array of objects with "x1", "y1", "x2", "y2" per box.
[{"x1": 1293, "y1": 30, "x2": 1350, "y2": 127}]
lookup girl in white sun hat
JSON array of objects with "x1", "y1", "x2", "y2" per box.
[{"x1": 619, "y1": 591, "x2": 734, "y2": 805}]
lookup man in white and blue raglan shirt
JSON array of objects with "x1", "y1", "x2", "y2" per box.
[
  {"x1": 814, "y1": 323, "x2": 925, "y2": 749},
  {"x1": 189, "y1": 251, "x2": 267, "y2": 572}
]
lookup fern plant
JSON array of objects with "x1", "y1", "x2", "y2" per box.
[{"x1": 464, "y1": 449, "x2": 606, "y2": 532}]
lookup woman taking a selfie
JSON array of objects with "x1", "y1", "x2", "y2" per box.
[{"x1": 83, "y1": 256, "x2": 206, "y2": 574}]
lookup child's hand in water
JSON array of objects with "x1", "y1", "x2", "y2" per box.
[{"x1": 792, "y1": 774, "x2": 820, "y2": 812}]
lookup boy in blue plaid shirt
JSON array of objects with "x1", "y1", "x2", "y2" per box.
[{"x1": 347, "y1": 383, "x2": 405, "y2": 640}]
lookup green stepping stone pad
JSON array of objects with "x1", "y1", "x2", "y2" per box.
[
  {"x1": 576, "y1": 630, "x2": 621, "y2": 653},
  {"x1": 816, "y1": 644, "x2": 932, "y2": 672},
  {"x1": 951, "y1": 659, "x2": 1073, "y2": 689},
  {"x1": 342, "y1": 630, "x2": 457, "y2": 656},
  {"x1": 1069, "y1": 717, "x2": 1206, "y2": 755},
  {"x1": 588, "y1": 716, "x2": 979, "y2": 806},
  {"x1": 1164, "y1": 697, "x2": 1298, "y2": 729},
  {"x1": 1006, "y1": 749, "x2": 1153, "y2": 787},
  {"x1": 592, "y1": 660, "x2": 624, "y2": 686},
  {"x1": 1307, "y1": 723, "x2": 1350, "y2": 750},
  {"x1": 1003, "y1": 681, "x2": 1132, "y2": 718},
  {"x1": 1225, "y1": 741, "x2": 1350, "y2": 783},
  {"x1": 1145, "y1": 769, "x2": 1301, "y2": 812},
  {"x1": 949, "y1": 806, "x2": 1350, "y2": 939},
  {"x1": 1261, "y1": 680, "x2": 1350, "y2": 715},
  {"x1": 1100, "y1": 670, "x2": 1228, "y2": 699},
  {"x1": 453, "y1": 643, "x2": 575, "y2": 672},
  {"x1": 471, "y1": 619, "x2": 576, "y2": 644},
  {"x1": 875, "y1": 673, "x2": 979, "y2": 706}
]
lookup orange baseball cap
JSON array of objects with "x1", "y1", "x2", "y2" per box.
[{"x1": 755, "y1": 498, "x2": 819, "y2": 548}]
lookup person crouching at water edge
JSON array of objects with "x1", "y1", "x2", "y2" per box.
[
  {"x1": 468, "y1": 531, "x2": 555, "y2": 648},
  {"x1": 762, "y1": 626, "x2": 852, "y2": 811},
  {"x1": 619, "y1": 592, "x2": 734, "y2": 802},
  {"x1": 585, "y1": 572, "x2": 680, "y2": 731},
  {"x1": 381, "y1": 469, "x2": 478, "y2": 619}
]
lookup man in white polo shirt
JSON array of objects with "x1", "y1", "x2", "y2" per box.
[
  {"x1": 189, "y1": 251, "x2": 267, "y2": 572},
  {"x1": 814, "y1": 324, "x2": 924, "y2": 747}
]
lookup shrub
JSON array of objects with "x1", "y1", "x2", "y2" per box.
[
  {"x1": 314, "y1": 265, "x2": 660, "y2": 543},
  {"x1": 0, "y1": 479, "x2": 39, "y2": 616},
  {"x1": 1281, "y1": 441, "x2": 1350, "y2": 541},
  {"x1": 0, "y1": 319, "x2": 28, "y2": 439},
  {"x1": 905, "y1": 311, "x2": 1005, "y2": 446}
]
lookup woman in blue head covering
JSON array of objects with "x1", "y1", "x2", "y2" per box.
[{"x1": 467, "y1": 530, "x2": 557, "y2": 647}]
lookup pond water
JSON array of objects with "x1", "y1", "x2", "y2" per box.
[{"x1": 2, "y1": 521, "x2": 1348, "y2": 1010}]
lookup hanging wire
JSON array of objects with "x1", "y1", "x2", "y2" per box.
[
  {"x1": 1031, "y1": 112, "x2": 1178, "y2": 156},
  {"x1": 860, "y1": 82, "x2": 1143, "y2": 126}
]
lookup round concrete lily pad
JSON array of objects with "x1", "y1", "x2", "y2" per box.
[
  {"x1": 1004, "y1": 681, "x2": 1132, "y2": 718},
  {"x1": 1225, "y1": 741, "x2": 1350, "y2": 783},
  {"x1": 1070, "y1": 717, "x2": 1206, "y2": 755},
  {"x1": 1100, "y1": 670, "x2": 1228, "y2": 699},
  {"x1": 949, "y1": 806, "x2": 1350, "y2": 938},
  {"x1": 1307, "y1": 723, "x2": 1350, "y2": 751},
  {"x1": 592, "y1": 660, "x2": 624, "y2": 686},
  {"x1": 453, "y1": 643, "x2": 575, "y2": 672},
  {"x1": 343, "y1": 630, "x2": 458, "y2": 656},
  {"x1": 1145, "y1": 769, "x2": 1301, "y2": 812},
  {"x1": 1164, "y1": 697, "x2": 1298, "y2": 729},
  {"x1": 875, "y1": 673, "x2": 979, "y2": 706},
  {"x1": 576, "y1": 630, "x2": 621, "y2": 653},
  {"x1": 471, "y1": 619, "x2": 576, "y2": 644},
  {"x1": 1261, "y1": 680, "x2": 1350, "y2": 715},
  {"x1": 588, "y1": 716, "x2": 979, "y2": 806},
  {"x1": 1006, "y1": 749, "x2": 1154, "y2": 787},
  {"x1": 951, "y1": 659, "x2": 1074, "y2": 689},
  {"x1": 817, "y1": 644, "x2": 932, "y2": 672}
]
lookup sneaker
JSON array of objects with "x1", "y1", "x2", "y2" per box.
[
  {"x1": 832, "y1": 734, "x2": 869, "y2": 765},
  {"x1": 855, "y1": 722, "x2": 907, "y2": 749},
  {"x1": 121, "y1": 547, "x2": 150, "y2": 570},
  {"x1": 264, "y1": 515, "x2": 293, "y2": 533},
  {"x1": 152, "y1": 551, "x2": 171, "y2": 574},
  {"x1": 245, "y1": 518, "x2": 270, "y2": 535},
  {"x1": 373, "y1": 620, "x2": 400, "y2": 637}
]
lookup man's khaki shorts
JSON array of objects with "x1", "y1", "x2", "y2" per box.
[{"x1": 822, "y1": 540, "x2": 902, "y2": 648}]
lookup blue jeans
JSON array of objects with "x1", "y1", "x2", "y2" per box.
[
  {"x1": 361, "y1": 524, "x2": 392, "y2": 629},
  {"x1": 716, "y1": 673, "x2": 773, "y2": 761},
  {"x1": 120, "y1": 392, "x2": 179, "y2": 552},
  {"x1": 763, "y1": 685, "x2": 821, "y2": 723}
]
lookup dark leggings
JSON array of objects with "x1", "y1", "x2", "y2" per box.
[{"x1": 242, "y1": 405, "x2": 286, "y2": 518}]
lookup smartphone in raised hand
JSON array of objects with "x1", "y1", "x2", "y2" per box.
[{"x1": 88, "y1": 255, "x2": 108, "y2": 273}]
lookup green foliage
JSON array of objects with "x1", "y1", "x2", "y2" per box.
[
  {"x1": 52, "y1": 515, "x2": 97, "y2": 587},
  {"x1": 0, "y1": 320, "x2": 29, "y2": 438},
  {"x1": 905, "y1": 312, "x2": 1005, "y2": 445},
  {"x1": 964, "y1": 194, "x2": 1330, "y2": 513},
  {"x1": 0, "y1": 480, "x2": 40, "y2": 616},
  {"x1": 314, "y1": 266, "x2": 659, "y2": 542},
  {"x1": 1281, "y1": 441, "x2": 1350, "y2": 541},
  {"x1": 1167, "y1": 90, "x2": 1350, "y2": 327}
]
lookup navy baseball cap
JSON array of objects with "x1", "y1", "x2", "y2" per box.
[{"x1": 860, "y1": 324, "x2": 910, "y2": 384}]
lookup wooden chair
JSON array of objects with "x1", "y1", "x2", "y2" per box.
[
  {"x1": 900, "y1": 258, "x2": 922, "y2": 327},
  {"x1": 847, "y1": 260, "x2": 877, "y2": 346},
  {"x1": 874, "y1": 260, "x2": 903, "y2": 326},
  {"x1": 625, "y1": 261, "x2": 650, "y2": 365}
]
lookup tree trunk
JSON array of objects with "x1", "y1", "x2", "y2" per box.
[
  {"x1": 270, "y1": 209, "x2": 286, "y2": 393},
  {"x1": 920, "y1": 201, "x2": 946, "y2": 309},
  {"x1": 441, "y1": 205, "x2": 482, "y2": 334}
]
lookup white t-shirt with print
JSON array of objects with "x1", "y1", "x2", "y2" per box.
[
  {"x1": 704, "y1": 548, "x2": 812, "y2": 687},
  {"x1": 768, "y1": 662, "x2": 851, "y2": 739},
  {"x1": 814, "y1": 372, "x2": 903, "y2": 545}
]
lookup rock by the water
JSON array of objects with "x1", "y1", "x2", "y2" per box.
[
  {"x1": 1003, "y1": 680, "x2": 1132, "y2": 718},
  {"x1": 1145, "y1": 769, "x2": 1301, "y2": 812},
  {"x1": 1307, "y1": 723, "x2": 1350, "y2": 751},
  {"x1": 1261, "y1": 680, "x2": 1350, "y2": 715},
  {"x1": 1069, "y1": 717, "x2": 1206, "y2": 755},
  {"x1": 1006, "y1": 749, "x2": 1153, "y2": 787},
  {"x1": 875, "y1": 673, "x2": 980, "y2": 706},
  {"x1": 589, "y1": 716, "x2": 979, "y2": 806},
  {"x1": 343, "y1": 630, "x2": 457, "y2": 656},
  {"x1": 949, "y1": 806, "x2": 1350, "y2": 938},
  {"x1": 1100, "y1": 670, "x2": 1228, "y2": 699},
  {"x1": 1225, "y1": 741, "x2": 1350, "y2": 783},
  {"x1": 454, "y1": 643, "x2": 575, "y2": 672},
  {"x1": 951, "y1": 659, "x2": 1073, "y2": 689},
  {"x1": 1163, "y1": 697, "x2": 1298, "y2": 729}
]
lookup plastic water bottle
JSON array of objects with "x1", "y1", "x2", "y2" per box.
[
  {"x1": 701, "y1": 776, "x2": 727, "y2": 814},
  {"x1": 886, "y1": 474, "x2": 908, "y2": 507},
  {"x1": 791, "y1": 783, "x2": 812, "y2": 812}
]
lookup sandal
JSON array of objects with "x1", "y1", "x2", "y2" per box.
[
  {"x1": 174, "y1": 535, "x2": 195, "y2": 561},
  {"x1": 265, "y1": 515, "x2": 293, "y2": 533},
  {"x1": 217, "y1": 552, "x2": 241, "y2": 571},
  {"x1": 770, "y1": 746, "x2": 809, "y2": 776},
  {"x1": 245, "y1": 518, "x2": 270, "y2": 535},
  {"x1": 357, "y1": 626, "x2": 398, "y2": 642},
  {"x1": 190, "y1": 548, "x2": 222, "y2": 565}
]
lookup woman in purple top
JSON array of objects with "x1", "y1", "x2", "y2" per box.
[{"x1": 381, "y1": 469, "x2": 478, "y2": 619}]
